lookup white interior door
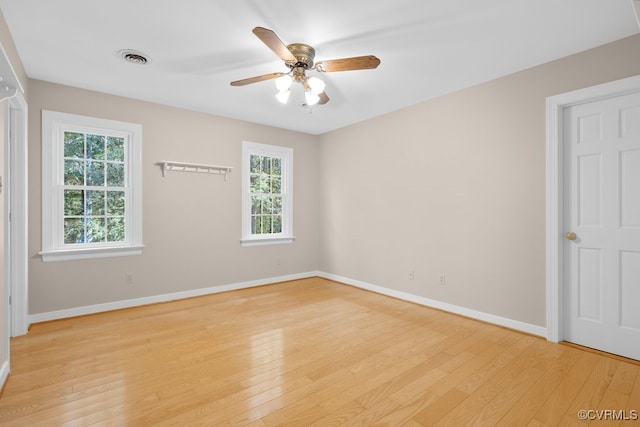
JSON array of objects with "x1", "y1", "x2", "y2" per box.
[
  {"x1": 563, "y1": 91, "x2": 640, "y2": 360},
  {"x1": 0, "y1": 100, "x2": 7, "y2": 387}
]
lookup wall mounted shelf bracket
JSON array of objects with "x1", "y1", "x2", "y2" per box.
[{"x1": 157, "y1": 161, "x2": 233, "y2": 180}]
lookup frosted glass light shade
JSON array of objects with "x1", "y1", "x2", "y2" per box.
[
  {"x1": 307, "y1": 77, "x2": 325, "y2": 94},
  {"x1": 275, "y1": 74, "x2": 293, "y2": 92},
  {"x1": 305, "y1": 90, "x2": 320, "y2": 106},
  {"x1": 276, "y1": 90, "x2": 291, "y2": 104}
]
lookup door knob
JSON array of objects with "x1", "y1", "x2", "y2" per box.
[{"x1": 565, "y1": 231, "x2": 577, "y2": 241}]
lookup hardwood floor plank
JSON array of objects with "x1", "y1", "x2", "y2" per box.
[
  {"x1": 0, "y1": 277, "x2": 636, "y2": 426},
  {"x1": 495, "y1": 345, "x2": 582, "y2": 427},
  {"x1": 434, "y1": 340, "x2": 550, "y2": 426},
  {"x1": 307, "y1": 401, "x2": 366, "y2": 427},
  {"x1": 411, "y1": 388, "x2": 469, "y2": 425},
  {"x1": 340, "y1": 397, "x2": 401, "y2": 426},
  {"x1": 563, "y1": 356, "x2": 619, "y2": 420},
  {"x1": 530, "y1": 351, "x2": 601, "y2": 426},
  {"x1": 367, "y1": 390, "x2": 440, "y2": 426}
]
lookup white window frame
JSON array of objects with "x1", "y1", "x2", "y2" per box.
[
  {"x1": 241, "y1": 141, "x2": 294, "y2": 246},
  {"x1": 40, "y1": 110, "x2": 143, "y2": 262}
]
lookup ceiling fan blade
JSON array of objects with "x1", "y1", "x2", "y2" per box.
[
  {"x1": 230, "y1": 72, "x2": 286, "y2": 86},
  {"x1": 318, "y1": 91, "x2": 330, "y2": 105},
  {"x1": 252, "y1": 27, "x2": 297, "y2": 62},
  {"x1": 315, "y1": 55, "x2": 380, "y2": 72}
]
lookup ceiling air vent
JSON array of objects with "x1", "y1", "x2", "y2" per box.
[{"x1": 119, "y1": 49, "x2": 150, "y2": 65}]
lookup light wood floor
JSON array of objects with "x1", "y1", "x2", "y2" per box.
[{"x1": 1, "y1": 278, "x2": 639, "y2": 426}]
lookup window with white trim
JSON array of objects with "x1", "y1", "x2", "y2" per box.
[
  {"x1": 41, "y1": 110, "x2": 143, "y2": 262},
  {"x1": 241, "y1": 141, "x2": 294, "y2": 246}
]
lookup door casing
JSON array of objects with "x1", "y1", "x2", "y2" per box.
[
  {"x1": 546, "y1": 74, "x2": 640, "y2": 343},
  {"x1": 6, "y1": 91, "x2": 28, "y2": 337}
]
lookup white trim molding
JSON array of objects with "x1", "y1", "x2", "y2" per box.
[
  {"x1": 545, "y1": 74, "x2": 640, "y2": 343},
  {"x1": 10, "y1": 257, "x2": 558, "y2": 384},
  {"x1": 27, "y1": 270, "x2": 546, "y2": 338},
  {"x1": 29, "y1": 271, "x2": 321, "y2": 324},
  {"x1": 241, "y1": 141, "x2": 294, "y2": 247},
  {"x1": 0, "y1": 360, "x2": 8, "y2": 389},
  {"x1": 40, "y1": 110, "x2": 143, "y2": 262},
  {"x1": 319, "y1": 272, "x2": 547, "y2": 337},
  {"x1": 7, "y1": 91, "x2": 28, "y2": 337}
]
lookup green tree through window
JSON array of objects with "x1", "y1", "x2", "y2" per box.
[
  {"x1": 42, "y1": 110, "x2": 142, "y2": 262},
  {"x1": 250, "y1": 154, "x2": 283, "y2": 234},
  {"x1": 63, "y1": 131, "x2": 126, "y2": 244},
  {"x1": 241, "y1": 141, "x2": 293, "y2": 246}
]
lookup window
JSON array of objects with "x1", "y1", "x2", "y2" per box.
[
  {"x1": 41, "y1": 110, "x2": 143, "y2": 261},
  {"x1": 241, "y1": 141, "x2": 294, "y2": 246}
]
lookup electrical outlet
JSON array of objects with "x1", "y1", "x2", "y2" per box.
[
  {"x1": 409, "y1": 270, "x2": 415, "y2": 280},
  {"x1": 439, "y1": 273, "x2": 446, "y2": 286},
  {"x1": 126, "y1": 272, "x2": 134, "y2": 285}
]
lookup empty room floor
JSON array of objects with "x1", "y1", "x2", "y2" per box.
[{"x1": 0, "y1": 277, "x2": 638, "y2": 426}]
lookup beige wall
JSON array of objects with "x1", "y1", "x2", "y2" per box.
[
  {"x1": 28, "y1": 81, "x2": 320, "y2": 314},
  {"x1": 318, "y1": 34, "x2": 640, "y2": 327},
  {"x1": 25, "y1": 34, "x2": 640, "y2": 327}
]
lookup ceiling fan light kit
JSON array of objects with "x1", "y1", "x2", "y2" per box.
[
  {"x1": 275, "y1": 88, "x2": 291, "y2": 104},
  {"x1": 231, "y1": 27, "x2": 380, "y2": 107},
  {"x1": 275, "y1": 74, "x2": 293, "y2": 92}
]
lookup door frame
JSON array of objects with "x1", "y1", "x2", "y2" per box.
[
  {"x1": 6, "y1": 90, "x2": 28, "y2": 337},
  {"x1": 0, "y1": 41, "x2": 28, "y2": 338},
  {"x1": 546, "y1": 74, "x2": 640, "y2": 343}
]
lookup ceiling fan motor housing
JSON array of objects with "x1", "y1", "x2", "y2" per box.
[{"x1": 286, "y1": 43, "x2": 315, "y2": 69}]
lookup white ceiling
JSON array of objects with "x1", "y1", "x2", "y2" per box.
[{"x1": 1, "y1": 1, "x2": 638, "y2": 135}]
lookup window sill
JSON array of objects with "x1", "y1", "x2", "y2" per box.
[
  {"x1": 240, "y1": 236, "x2": 295, "y2": 247},
  {"x1": 40, "y1": 245, "x2": 144, "y2": 262}
]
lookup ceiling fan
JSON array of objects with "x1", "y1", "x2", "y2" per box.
[{"x1": 230, "y1": 27, "x2": 381, "y2": 106}]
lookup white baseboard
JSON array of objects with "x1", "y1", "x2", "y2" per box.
[
  {"x1": 318, "y1": 272, "x2": 547, "y2": 338},
  {"x1": 28, "y1": 270, "x2": 546, "y2": 338},
  {"x1": 28, "y1": 271, "x2": 321, "y2": 324},
  {"x1": 0, "y1": 360, "x2": 9, "y2": 390}
]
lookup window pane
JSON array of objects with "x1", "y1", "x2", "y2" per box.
[
  {"x1": 257, "y1": 174, "x2": 269, "y2": 194},
  {"x1": 251, "y1": 196, "x2": 261, "y2": 215},
  {"x1": 64, "y1": 159, "x2": 84, "y2": 185},
  {"x1": 86, "y1": 134, "x2": 105, "y2": 160},
  {"x1": 87, "y1": 190, "x2": 105, "y2": 216},
  {"x1": 106, "y1": 136, "x2": 125, "y2": 161},
  {"x1": 64, "y1": 190, "x2": 84, "y2": 216},
  {"x1": 64, "y1": 218, "x2": 84, "y2": 244},
  {"x1": 107, "y1": 217, "x2": 125, "y2": 242},
  {"x1": 107, "y1": 163, "x2": 125, "y2": 186},
  {"x1": 261, "y1": 197, "x2": 271, "y2": 215},
  {"x1": 272, "y1": 157, "x2": 281, "y2": 176},
  {"x1": 272, "y1": 176, "x2": 281, "y2": 194},
  {"x1": 272, "y1": 216, "x2": 282, "y2": 233},
  {"x1": 107, "y1": 191, "x2": 125, "y2": 215},
  {"x1": 86, "y1": 161, "x2": 105, "y2": 186},
  {"x1": 43, "y1": 111, "x2": 142, "y2": 256},
  {"x1": 261, "y1": 157, "x2": 271, "y2": 175},
  {"x1": 250, "y1": 174, "x2": 260, "y2": 192},
  {"x1": 272, "y1": 196, "x2": 282, "y2": 214},
  {"x1": 64, "y1": 132, "x2": 84, "y2": 158},
  {"x1": 262, "y1": 216, "x2": 272, "y2": 233},
  {"x1": 243, "y1": 142, "x2": 292, "y2": 243},
  {"x1": 250, "y1": 155, "x2": 261, "y2": 174},
  {"x1": 86, "y1": 217, "x2": 106, "y2": 243},
  {"x1": 252, "y1": 215, "x2": 260, "y2": 234}
]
